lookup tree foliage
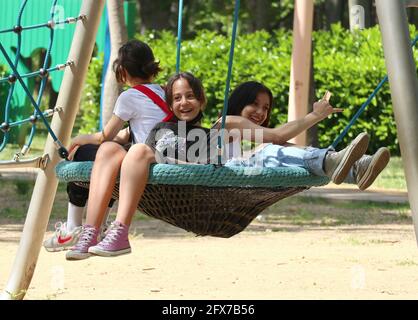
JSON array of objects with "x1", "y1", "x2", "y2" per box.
[
  {"x1": 77, "y1": 54, "x2": 104, "y2": 134},
  {"x1": 135, "y1": 0, "x2": 418, "y2": 35}
]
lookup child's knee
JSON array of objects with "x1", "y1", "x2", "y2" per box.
[
  {"x1": 96, "y1": 142, "x2": 125, "y2": 161},
  {"x1": 126, "y1": 144, "x2": 154, "y2": 163}
]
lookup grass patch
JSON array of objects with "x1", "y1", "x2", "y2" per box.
[
  {"x1": 1, "y1": 207, "x2": 26, "y2": 220},
  {"x1": 372, "y1": 157, "x2": 406, "y2": 191},
  {"x1": 0, "y1": 177, "x2": 411, "y2": 228},
  {"x1": 262, "y1": 196, "x2": 412, "y2": 227},
  {"x1": 345, "y1": 237, "x2": 365, "y2": 246},
  {"x1": 288, "y1": 209, "x2": 316, "y2": 226},
  {"x1": 0, "y1": 132, "x2": 46, "y2": 161},
  {"x1": 0, "y1": 179, "x2": 69, "y2": 223},
  {"x1": 396, "y1": 259, "x2": 418, "y2": 266},
  {"x1": 0, "y1": 177, "x2": 152, "y2": 226}
]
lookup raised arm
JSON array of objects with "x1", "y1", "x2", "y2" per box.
[{"x1": 223, "y1": 97, "x2": 342, "y2": 145}]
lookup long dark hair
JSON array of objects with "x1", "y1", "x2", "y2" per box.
[
  {"x1": 113, "y1": 39, "x2": 161, "y2": 83},
  {"x1": 227, "y1": 81, "x2": 273, "y2": 127},
  {"x1": 165, "y1": 72, "x2": 207, "y2": 110}
]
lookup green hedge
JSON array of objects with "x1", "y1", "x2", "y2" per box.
[
  {"x1": 312, "y1": 24, "x2": 408, "y2": 154},
  {"x1": 0, "y1": 64, "x2": 12, "y2": 144},
  {"x1": 77, "y1": 25, "x2": 418, "y2": 155},
  {"x1": 77, "y1": 53, "x2": 104, "y2": 134}
]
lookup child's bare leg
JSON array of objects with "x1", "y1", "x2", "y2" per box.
[
  {"x1": 85, "y1": 142, "x2": 127, "y2": 228},
  {"x1": 115, "y1": 144, "x2": 155, "y2": 226},
  {"x1": 66, "y1": 142, "x2": 127, "y2": 260},
  {"x1": 85, "y1": 144, "x2": 155, "y2": 258}
]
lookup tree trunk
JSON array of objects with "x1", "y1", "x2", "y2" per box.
[
  {"x1": 325, "y1": 0, "x2": 344, "y2": 29},
  {"x1": 348, "y1": 0, "x2": 372, "y2": 30},
  {"x1": 138, "y1": 0, "x2": 173, "y2": 33},
  {"x1": 407, "y1": 7, "x2": 418, "y2": 29},
  {"x1": 307, "y1": 51, "x2": 318, "y2": 147},
  {"x1": 288, "y1": 0, "x2": 314, "y2": 146},
  {"x1": 246, "y1": 0, "x2": 273, "y2": 32},
  {"x1": 102, "y1": 0, "x2": 127, "y2": 126}
]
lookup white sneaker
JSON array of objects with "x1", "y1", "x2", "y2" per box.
[
  {"x1": 43, "y1": 222, "x2": 82, "y2": 252},
  {"x1": 354, "y1": 147, "x2": 391, "y2": 190},
  {"x1": 324, "y1": 133, "x2": 370, "y2": 184}
]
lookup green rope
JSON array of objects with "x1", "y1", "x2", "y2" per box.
[
  {"x1": 0, "y1": 0, "x2": 77, "y2": 159},
  {"x1": 175, "y1": 0, "x2": 184, "y2": 73},
  {"x1": 217, "y1": 0, "x2": 240, "y2": 164},
  {"x1": 0, "y1": 0, "x2": 28, "y2": 152}
]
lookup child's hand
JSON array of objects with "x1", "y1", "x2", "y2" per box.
[
  {"x1": 67, "y1": 135, "x2": 92, "y2": 160},
  {"x1": 67, "y1": 144, "x2": 79, "y2": 161},
  {"x1": 312, "y1": 91, "x2": 343, "y2": 120}
]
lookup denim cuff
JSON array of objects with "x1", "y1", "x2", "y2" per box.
[{"x1": 303, "y1": 147, "x2": 330, "y2": 176}]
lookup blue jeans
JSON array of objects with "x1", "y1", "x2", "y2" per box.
[
  {"x1": 225, "y1": 143, "x2": 329, "y2": 176},
  {"x1": 225, "y1": 143, "x2": 356, "y2": 183}
]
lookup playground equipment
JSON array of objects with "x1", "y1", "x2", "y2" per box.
[
  {"x1": 1, "y1": 0, "x2": 105, "y2": 300},
  {"x1": 57, "y1": 0, "x2": 330, "y2": 238},
  {"x1": 57, "y1": 0, "x2": 418, "y2": 237},
  {"x1": 0, "y1": 0, "x2": 136, "y2": 149},
  {"x1": 0, "y1": 0, "x2": 107, "y2": 150},
  {"x1": 376, "y1": 0, "x2": 418, "y2": 244},
  {"x1": 1, "y1": 0, "x2": 418, "y2": 299}
]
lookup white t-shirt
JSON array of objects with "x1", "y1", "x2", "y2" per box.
[{"x1": 113, "y1": 84, "x2": 167, "y2": 143}]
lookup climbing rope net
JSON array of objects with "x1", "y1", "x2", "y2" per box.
[{"x1": 0, "y1": 0, "x2": 79, "y2": 169}]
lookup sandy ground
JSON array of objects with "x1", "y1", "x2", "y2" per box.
[{"x1": 1, "y1": 219, "x2": 418, "y2": 300}]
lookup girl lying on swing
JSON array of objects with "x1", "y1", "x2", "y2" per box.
[{"x1": 66, "y1": 72, "x2": 389, "y2": 260}]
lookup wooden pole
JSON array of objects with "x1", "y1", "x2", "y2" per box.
[
  {"x1": 101, "y1": 0, "x2": 127, "y2": 126},
  {"x1": 287, "y1": 0, "x2": 314, "y2": 146},
  {"x1": 1, "y1": 0, "x2": 105, "y2": 300},
  {"x1": 375, "y1": 0, "x2": 418, "y2": 245}
]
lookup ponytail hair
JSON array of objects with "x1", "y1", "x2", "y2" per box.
[{"x1": 113, "y1": 39, "x2": 162, "y2": 83}]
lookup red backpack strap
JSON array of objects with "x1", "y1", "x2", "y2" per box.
[{"x1": 133, "y1": 84, "x2": 174, "y2": 122}]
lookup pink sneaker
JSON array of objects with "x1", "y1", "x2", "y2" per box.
[
  {"x1": 88, "y1": 221, "x2": 131, "y2": 257},
  {"x1": 65, "y1": 225, "x2": 99, "y2": 260}
]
